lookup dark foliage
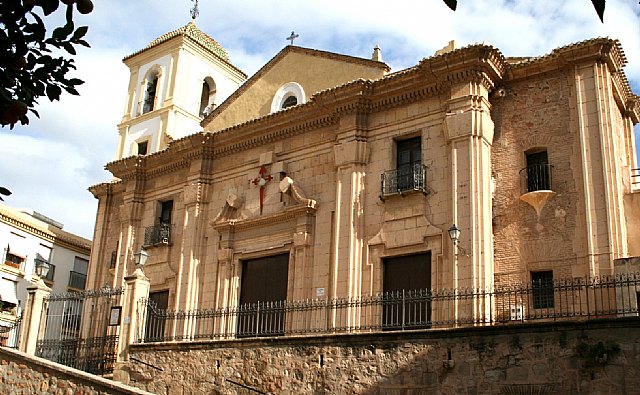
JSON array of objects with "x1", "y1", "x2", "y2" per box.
[{"x1": 0, "y1": 0, "x2": 94, "y2": 128}]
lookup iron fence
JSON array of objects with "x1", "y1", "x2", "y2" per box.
[
  {"x1": 36, "y1": 286, "x2": 123, "y2": 375},
  {"x1": 136, "y1": 273, "x2": 640, "y2": 343},
  {"x1": 0, "y1": 314, "x2": 22, "y2": 348}
]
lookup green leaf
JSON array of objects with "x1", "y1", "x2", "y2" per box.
[
  {"x1": 45, "y1": 84, "x2": 62, "y2": 101},
  {"x1": 71, "y1": 26, "x2": 89, "y2": 41},
  {"x1": 52, "y1": 27, "x2": 68, "y2": 40},
  {"x1": 590, "y1": 0, "x2": 605, "y2": 22},
  {"x1": 42, "y1": 0, "x2": 60, "y2": 16},
  {"x1": 61, "y1": 42, "x2": 76, "y2": 55},
  {"x1": 67, "y1": 78, "x2": 84, "y2": 86},
  {"x1": 63, "y1": 86, "x2": 79, "y2": 96},
  {"x1": 76, "y1": 39, "x2": 91, "y2": 48},
  {"x1": 442, "y1": 0, "x2": 457, "y2": 11}
]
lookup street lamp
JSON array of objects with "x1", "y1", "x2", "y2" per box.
[
  {"x1": 34, "y1": 259, "x2": 50, "y2": 279},
  {"x1": 133, "y1": 247, "x2": 148, "y2": 269},
  {"x1": 447, "y1": 224, "x2": 469, "y2": 257},
  {"x1": 447, "y1": 224, "x2": 461, "y2": 244}
]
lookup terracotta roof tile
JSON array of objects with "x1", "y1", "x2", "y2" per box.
[{"x1": 123, "y1": 21, "x2": 229, "y2": 62}]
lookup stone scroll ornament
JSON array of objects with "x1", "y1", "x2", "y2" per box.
[{"x1": 252, "y1": 165, "x2": 273, "y2": 214}]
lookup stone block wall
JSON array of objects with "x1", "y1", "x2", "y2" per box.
[
  {"x1": 0, "y1": 347, "x2": 152, "y2": 395},
  {"x1": 123, "y1": 318, "x2": 640, "y2": 395}
]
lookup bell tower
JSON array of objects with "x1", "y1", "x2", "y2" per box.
[{"x1": 115, "y1": 21, "x2": 247, "y2": 160}]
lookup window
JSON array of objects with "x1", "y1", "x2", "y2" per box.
[
  {"x1": 270, "y1": 82, "x2": 305, "y2": 113},
  {"x1": 383, "y1": 253, "x2": 431, "y2": 329},
  {"x1": 199, "y1": 77, "x2": 216, "y2": 117},
  {"x1": 144, "y1": 200, "x2": 173, "y2": 246},
  {"x1": 142, "y1": 72, "x2": 159, "y2": 114},
  {"x1": 69, "y1": 257, "x2": 88, "y2": 290},
  {"x1": 237, "y1": 253, "x2": 289, "y2": 337},
  {"x1": 531, "y1": 270, "x2": 554, "y2": 309},
  {"x1": 4, "y1": 252, "x2": 24, "y2": 269},
  {"x1": 524, "y1": 150, "x2": 551, "y2": 192},
  {"x1": 137, "y1": 141, "x2": 148, "y2": 156},
  {"x1": 281, "y1": 95, "x2": 297, "y2": 109}
]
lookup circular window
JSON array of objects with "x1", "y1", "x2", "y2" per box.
[{"x1": 271, "y1": 82, "x2": 305, "y2": 113}]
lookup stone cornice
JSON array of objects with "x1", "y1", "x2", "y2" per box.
[{"x1": 0, "y1": 204, "x2": 91, "y2": 253}]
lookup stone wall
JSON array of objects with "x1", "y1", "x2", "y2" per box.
[
  {"x1": 0, "y1": 347, "x2": 153, "y2": 395},
  {"x1": 123, "y1": 318, "x2": 640, "y2": 395}
]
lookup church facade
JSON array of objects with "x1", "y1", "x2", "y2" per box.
[{"x1": 87, "y1": 22, "x2": 640, "y2": 327}]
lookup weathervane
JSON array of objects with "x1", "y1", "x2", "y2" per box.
[
  {"x1": 190, "y1": 0, "x2": 199, "y2": 20},
  {"x1": 286, "y1": 31, "x2": 299, "y2": 45}
]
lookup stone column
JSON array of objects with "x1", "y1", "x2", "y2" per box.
[
  {"x1": 113, "y1": 266, "x2": 150, "y2": 383},
  {"x1": 18, "y1": 280, "x2": 50, "y2": 355},
  {"x1": 443, "y1": 80, "x2": 495, "y2": 322}
]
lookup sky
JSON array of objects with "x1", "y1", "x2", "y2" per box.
[{"x1": 0, "y1": 0, "x2": 639, "y2": 240}]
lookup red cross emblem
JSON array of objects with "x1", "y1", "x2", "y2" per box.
[{"x1": 252, "y1": 165, "x2": 273, "y2": 214}]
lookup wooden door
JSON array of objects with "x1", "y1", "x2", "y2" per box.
[
  {"x1": 383, "y1": 253, "x2": 431, "y2": 329},
  {"x1": 145, "y1": 290, "x2": 169, "y2": 342},
  {"x1": 237, "y1": 253, "x2": 289, "y2": 337}
]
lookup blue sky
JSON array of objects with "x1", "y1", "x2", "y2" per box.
[{"x1": 1, "y1": 0, "x2": 639, "y2": 239}]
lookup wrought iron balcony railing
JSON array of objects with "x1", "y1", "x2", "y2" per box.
[
  {"x1": 632, "y1": 168, "x2": 640, "y2": 187},
  {"x1": 380, "y1": 164, "x2": 428, "y2": 198},
  {"x1": 144, "y1": 223, "x2": 172, "y2": 246},
  {"x1": 68, "y1": 271, "x2": 87, "y2": 290},
  {"x1": 519, "y1": 164, "x2": 554, "y2": 194}
]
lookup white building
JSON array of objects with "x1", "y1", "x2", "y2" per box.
[{"x1": 0, "y1": 203, "x2": 91, "y2": 344}]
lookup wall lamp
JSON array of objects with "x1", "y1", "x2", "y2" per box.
[
  {"x1": 133, "y1": 247, "x2": 148, "y2": 269},
  {"x1": 448, "y1": 224, "x2": 470, "y2": 257}
]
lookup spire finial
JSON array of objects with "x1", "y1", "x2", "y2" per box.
[
  {"x1": 190, "y1": 0, "x2": 199, "y2": 20},
  {"x1": 286, "y1": 31, "x2": 299, "y2": 45}
]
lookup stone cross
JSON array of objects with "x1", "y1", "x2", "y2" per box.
[{"x1": 286, "y1": 31, "x2": 299, "y2": 45}]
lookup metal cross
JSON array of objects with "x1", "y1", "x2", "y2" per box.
[
  {"x1": 286, "y1": 31, "x2": 299, "y2": 45},
  {"x1": 190, "y1": 0, "x2": 199, "y2": 20}
]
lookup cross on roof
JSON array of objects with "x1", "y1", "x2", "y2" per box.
[
  {"x1": 286, "y1": 31, "x2": 299, "y2": 45},
  {"x1": 190, "y1": 0, "x2": 199, "y2": 20}
]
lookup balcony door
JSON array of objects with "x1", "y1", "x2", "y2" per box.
[
  {"x1": 396, "y1": 137, "x2": 421, "y2": 191},
  {"x1": 383, "y1": 253, "x2": 431, "y2": 330},
  {"x1": 525, "y1": 150, "x2": 550, "y2": 191},
  {"x1": 237, "y1": 253, "x2": 289, "y2": 337}
]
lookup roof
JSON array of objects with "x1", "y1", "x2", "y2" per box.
[
  {"x1": 0, "y1": 203, "x2": 91, "y2": 253},
  {"x1": 123, "y1": 21, "x2": 230, "y2": 62},
  {"x1": 201, "y1": 45, "x2": 391, "y2": 127}
]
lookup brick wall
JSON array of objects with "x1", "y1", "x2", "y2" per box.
[
  {"x1": 123, "y1": 318, "x2": 640, "y2": 395},
  {"x1": 0, "y1": 347, "x2": 152, "y2": 395}
]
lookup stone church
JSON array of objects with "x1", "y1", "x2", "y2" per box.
[{"x1": 86, "y1": 20, "x2": 640, "y2": 325}]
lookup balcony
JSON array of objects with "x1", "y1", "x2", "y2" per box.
[
  {"x1": 380, "y1": 164, "x2": 428, "y2": 199},
  {"x1": 518, "y1": 164, "x2": 555, "y2": 218},
  {"x1": 144, "y1": 223, "x2": 172, "y2": 247},
  {"x1": 68, "y1": 271, "x2": 87, "y2": 290},
  {"x1": 632, "y1": 168, "x2": 640, "y2": 191}
]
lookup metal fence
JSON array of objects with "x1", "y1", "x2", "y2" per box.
[
  {"x1": 0, "y1": 314, "x2": 22, "y2": 348},
  {"x1": 136, "y1": 273, "x2": 640, "y2": 343},
  {"x1": 36, "y1": 286, "x2": 123, "y2": 375}
]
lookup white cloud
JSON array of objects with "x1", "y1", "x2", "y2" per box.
[{"x1": 1, "y1": 0, "x2": 638, "y2": 240}]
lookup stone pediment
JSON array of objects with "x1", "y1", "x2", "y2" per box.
[{"x1": 211, "y1": 177, "x2": 317, "y2": 229}]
